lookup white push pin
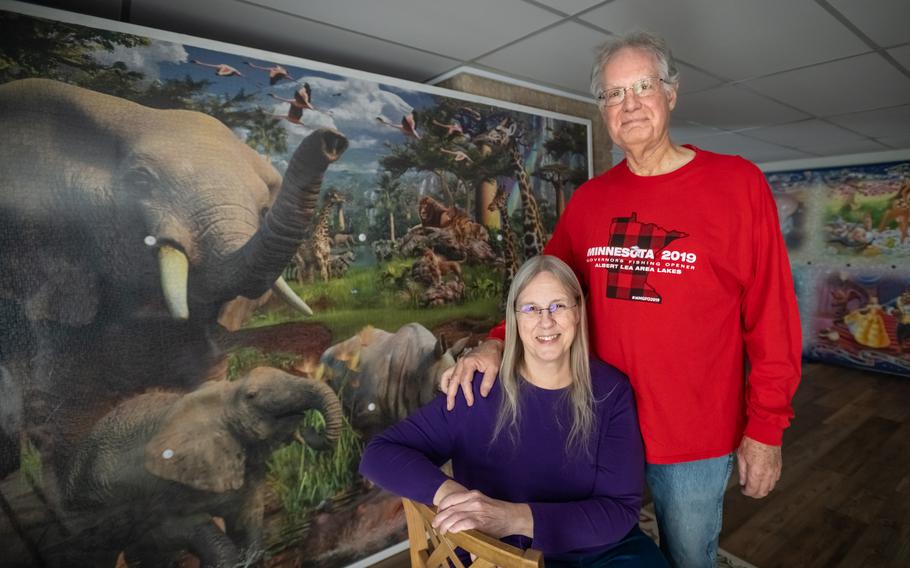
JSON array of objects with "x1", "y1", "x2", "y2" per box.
[
  {"x1": 367, "y1": 402, "x2": 376, "y2": 412},
  {"x1": 144, "y1": 235, "x2": 158, "y2": 247},
  {"x1": 162, "y1": 448, "x2": 175, "y2": 459}
]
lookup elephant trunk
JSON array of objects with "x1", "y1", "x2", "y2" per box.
[
  {"x1": 187, "y1": 522, "x2": 241, "y2": 568},
  {"x1": 232, "y1": 129, "x2": 348, "y2": 300},
  {"x1": 294, "y1": 377, "x2": 344, "y2": 451}
]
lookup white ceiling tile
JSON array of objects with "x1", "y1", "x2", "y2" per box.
[
  {"x1": 672, "y1": 84, "x2": 809, "y2": 131},
  {"x1": 743, "y1": 119, "x2": 868, "y2": 151},
  {"x1": 676, "y1": 62, "x2": 724, "y2": 94},
  {"x1": 889, "y1": 44, "x2": 910, "y2": 70},
  {"x1": 243, "y1": 0, "x2": 562, "y2": 61},
  {"x1": 692, "y1": 132, "x2": 812, "y2": 163},
  {"x1": 744, "y1": 53, "x2": 910, "y2": 117},
  {"x1": 876, "y1": 135, "x2": 910, "y2": 150},
  {"x1": 532, "y1": 0, "x2": 606, "y2": 16},
  {"x1": 797, "y1": 138, "x2": 889, "y2": 156},
  {"x1": 579, "y1": 0, "x2": 868, "y2": 80},
  {"x1": 829, "y1": 0, "x2": 910, "y2": 47},
  {"x1": 130, "y1": 0, "x2": 459, "y2": 81},
  {"x1": 476, "y1": 21, "x2": 609, "y2": 94},
  {"x1": 48, "y1": 0, "x2": 122, "y2": 20},
  {"x1": 828, "y1": 104, "x2": 910, "y2": 139}
]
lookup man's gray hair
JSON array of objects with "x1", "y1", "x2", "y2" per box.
[{"x1": 590, "y1": 30, "x2": 680, "y2": 97}]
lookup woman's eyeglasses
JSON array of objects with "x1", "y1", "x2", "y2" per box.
[{"x1": 515, "y1": 303, "x2": 577, "y2": 319}]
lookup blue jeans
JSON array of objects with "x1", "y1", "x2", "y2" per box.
[
  {"x1": 545, "y1": 526, "x2": 668, "y2": 567},
  {"x1": 646, "y1": 453, "x2": 735, "y2": 568}
]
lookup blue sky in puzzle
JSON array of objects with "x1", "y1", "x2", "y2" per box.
[
  {"x1": 86, "y1": 31, "x2": 572, "y2": 198},
  {"x1": 150, "y1": 43, "x2": 437, "y2": 175}
]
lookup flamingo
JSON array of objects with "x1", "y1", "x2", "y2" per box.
[
  {"x1": 440, "y1": 148, "x2": 472, "y2": 163},
  {"x1": 269, "y1": 83, "x2": 314, "y2": 110},
  {"x1": 269, "y1": 83, "x2": 332, "y2": 117},
  {"x1": 273, "y1": 103, "x2": 306, "y2": 126},
  {"x1": 376, "y1": 112, "x2": 420, "y2": 139},
  {"x1": 432, "y1": 119, "x2": 464, "y2": 137},
  {"x1": 244, "y1": 61, "x2": 294, "y2": 85},
  {"x1": 190, "y1": 59, "x2": 244, "y2": 77}
]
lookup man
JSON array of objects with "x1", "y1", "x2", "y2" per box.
[{"x1": 441, "y1": 30, "x2": 801, "y2": 568}]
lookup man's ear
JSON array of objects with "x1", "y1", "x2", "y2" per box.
[{"x1": 667, "y1": 82, "x2": 679, "y2": 111}]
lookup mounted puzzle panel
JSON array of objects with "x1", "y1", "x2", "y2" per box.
[
  {"x1": 766, "y1": 158, "x2": 910, "y2": 378},
  {"x1": 0, "y1": 3, "x2": 591, "y2": 566}
]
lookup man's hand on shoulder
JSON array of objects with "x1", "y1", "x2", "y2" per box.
[
  {"x1": 438, "y1": 339, "x2": 504, "y2": 411},
  {"x1": 736, "y1": 436, "x2": 782, "y2": 499}
]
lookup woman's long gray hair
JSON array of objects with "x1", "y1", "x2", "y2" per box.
[{"x1": 492, "y1": 255, "x2": 594, "y2": 456}]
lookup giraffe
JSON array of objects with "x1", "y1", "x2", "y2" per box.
[
  {"x1": 474, "y1": 117, "x2": 543, "y2": 257},
  {"x1": 510, "y1": 147, "x2": 545, "y2": 260},
  {"x1": 488, "y1": 183, "x2": 520, "y2": 310},
  {"x1": 294, "y1": 189, "x2": 345, "y2": 282}
]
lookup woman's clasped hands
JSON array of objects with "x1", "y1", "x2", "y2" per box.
[{"x1": 431, "y1": 480, "x2": 533, "y2": 539}]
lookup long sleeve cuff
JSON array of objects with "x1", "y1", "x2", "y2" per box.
[
  {"x1": 527, "y1": 502, "x2": 565, "y2": 554},
  {"x1": 358, "y1": 444, "x2": 452, "y2": 505},
  {"x1": 414, "y1": 470, "x2": 451, "y2": 505},
  {"x1": 744, "y1": 416, "x2": 784, "y2": 446},
  {"x1": 526, "y1": 501, "x2": 636, "y2": 554}
]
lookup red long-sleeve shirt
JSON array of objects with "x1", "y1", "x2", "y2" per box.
[{"x1": 492, "y1": 147, "x2": 801, "y2": 464}]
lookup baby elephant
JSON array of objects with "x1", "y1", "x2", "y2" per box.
[{"x1": 57, "y1": 367, "x2": 344, "y2": 568}]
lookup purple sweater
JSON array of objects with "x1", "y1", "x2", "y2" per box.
[{"x1": 358, "y1": 359, "x2": 644, "y2": 557}]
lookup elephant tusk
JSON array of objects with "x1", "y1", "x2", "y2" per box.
[
  {"x1": 273, "y1": 277, "x2": 313, "y2": 316},
  {"x1": 159, "y1": 246, "x2": 189, "y2": 320}
]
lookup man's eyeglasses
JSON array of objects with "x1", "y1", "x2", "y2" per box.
[
  {"x1": 596, "y1": 76, "x2": 667, "y2": 107},
  {"x1": 516, "y1": 302, "x2": 577, "y2": 318}
]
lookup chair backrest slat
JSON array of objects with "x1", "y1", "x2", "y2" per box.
[{"x1": 401, "y1": 498, "x2": 544, "y2": 568}]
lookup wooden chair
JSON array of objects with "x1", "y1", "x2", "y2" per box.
[{"x1": 401, "y1": 498, "x2": 544, "y2": 568}]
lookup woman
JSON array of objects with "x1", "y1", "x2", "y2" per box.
[{"x1": 359, "y1": 256, "x2": 666, "y2": 566}]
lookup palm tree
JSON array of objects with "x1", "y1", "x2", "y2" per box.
[
  {"x1": 376, "y1": 173, "x2": 404, "y2": 241},
  {"x1": 244, "y1": 108, "x2": 288, "y2": 159}
]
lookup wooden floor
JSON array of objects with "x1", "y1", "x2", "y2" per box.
[
  {"x1": 719, "y1": 362, "x2": 910, "y2": 568},
  {"x1": 371, "y1": 362, "x2": 910, "y2": 568}
]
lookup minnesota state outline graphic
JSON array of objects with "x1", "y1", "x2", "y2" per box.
[{"x1": 605, "y1": 212, "x2": 688, "y2": 304}]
